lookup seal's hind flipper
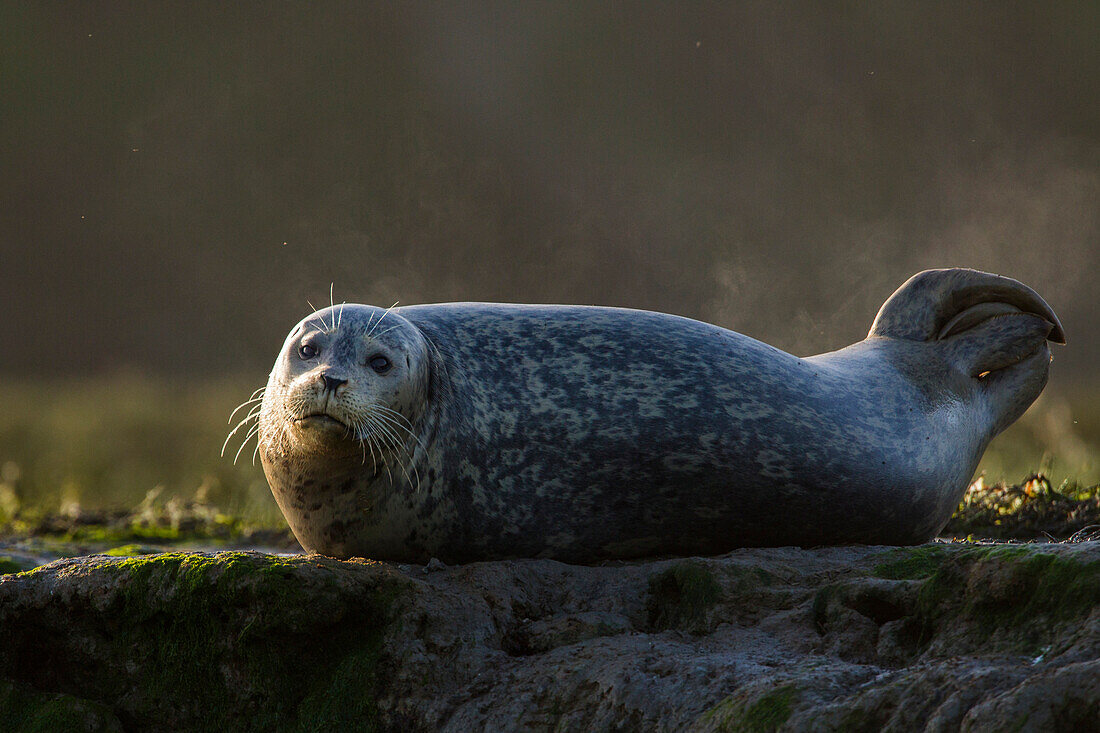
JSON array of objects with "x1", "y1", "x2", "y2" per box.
[
  {"x1": 868, "y1": 268, "x2": 1065, "y2": 345},
  {"x1": 943, "y1": 311, "x2": 1057, "y2": 378}
]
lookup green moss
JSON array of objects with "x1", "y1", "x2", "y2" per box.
[
  {"x1": 810, "y1": 585, "x2": 837, "y2": 634},
  {"x1": 727, "y1": 565, "x2": 781, "y2": 589},
  {"x1": 916, "y1": 546, "x2": 1100, "y2": 652},
  {"x1": 0, "y1": 680, "x2": 122, "y2": 732},
  {"x1": 647, "y1": 561, "x2": 722, "y2": 633},
  {"x1": 0, "y1": 556, "x2": 23, "y2": 574},
  {"x1": 5, "y1": 552, "x2": 410, "y2": 731},
  {"x1": 703, "y1": 684, "x2": 798, "y2": 732},
  {"x1": 873, "y1": 545, "x2": 951, "y2": 580},
  {"x1": 294, "y1": 641, "x2": 385, "y2": 732}
]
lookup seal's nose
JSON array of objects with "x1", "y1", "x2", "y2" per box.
[{"x1": 319, "y1": 373, "x2": 347, "y2": 394}]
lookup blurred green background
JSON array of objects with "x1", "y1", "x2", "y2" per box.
[{"x1": 1, "y1": 3, "x2": 1097, "y2": 522}]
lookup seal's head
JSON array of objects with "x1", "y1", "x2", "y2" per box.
[{"x1": 258, "y1": 304, "x2": 432, "y2": 472}]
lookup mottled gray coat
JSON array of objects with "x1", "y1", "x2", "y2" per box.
[{"x1": 257, "y1": 269, "x2": 1063, "y2": 563}]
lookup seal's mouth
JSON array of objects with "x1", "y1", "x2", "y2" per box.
[{"x1": 294, "y1": 413, "x2": 349, "y2": 431}]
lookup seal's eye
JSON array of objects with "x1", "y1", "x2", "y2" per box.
[
  {"x1": 298, "y1": 343, "x2": 319, "y2": 360},
  {"x1": 368, "y1": 354, "x2": 392, "y2": 374}
]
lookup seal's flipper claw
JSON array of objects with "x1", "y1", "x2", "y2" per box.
[{"x1": 869, "y1": 268, "x2": 1065, "y2": 345}]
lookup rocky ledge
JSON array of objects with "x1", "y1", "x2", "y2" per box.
[{"x1": 0, "y1": 542, "x2": 1097, "y2": 732}]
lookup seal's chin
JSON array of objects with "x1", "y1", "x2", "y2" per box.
[{"x1": 273, "y1": 409, "x2": 364, "y2": 462}]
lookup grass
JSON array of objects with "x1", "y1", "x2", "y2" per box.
[
  {"x1": 944, "y1": 474, "x2": 1100, "y2": 541},
  {"x1": 0, "y1": 376, "x2": 282, "y2": 527}
]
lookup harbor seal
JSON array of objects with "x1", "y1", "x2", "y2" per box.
[{"x1": 248, "y1": 268, "x2": 1064, "y2": 563}]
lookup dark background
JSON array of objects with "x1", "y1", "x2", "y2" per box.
[{"x1": 2, "y1": 2, "x2": 1097, "y2": 380}]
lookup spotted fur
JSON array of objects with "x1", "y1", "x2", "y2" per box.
[{"x1": 257, "y1": 269, "x2": 1063, "y2": 563}]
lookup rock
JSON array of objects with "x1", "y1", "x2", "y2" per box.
[{"x1": 0, "y1": 543, "x2": 1096, "y2": 731}]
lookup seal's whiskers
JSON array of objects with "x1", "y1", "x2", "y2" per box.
[
  {"x1": 367, "y1": 408, "x2": 421, "y2": 491},
  {"x1": 233, "y1": 423, "x2": 261, "y2": 465},
  {"x1": 359, "y1": 418, "x2": 394, "y2": 485},
  {"x1": 352, "y1": 418, "x2": 369, "y2": 466},
  {"x1": 369, "y1": 325, "x2": 402, "y2": 342},
  {"x1": 373, "y1": 405, "x2": 426, "y2": 450},
  {"x1": 227, "y1": 393, "x2": 265, "y2": 425},
  {"x1": 352, "y1": 416, "x2": 382, "y2": 468},
  {"x1": 222, "y1": 405, "x2": 263, "y2": 457},
  {"x1": 364, "y1": 301, "x2": 399, "y2": 340},
  {"x1": 328, "y1": 283, "x2": 336, "y2": 332}
]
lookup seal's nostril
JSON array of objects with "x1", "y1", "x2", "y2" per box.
[{"x1": 320, "y1": 374, "x2": 347, "y2": 393}]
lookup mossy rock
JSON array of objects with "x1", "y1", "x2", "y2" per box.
[
  {"x1": 701, "y1": 684, "x2": 798, "y2": 732},
  {"x1": 0, "y1": 543, "x2": 1096, "y2": 731},
  {"x1": 811, "y1": 543, "x2": 1100, "y2": 666},
  {"x1": 872, "y1": 544, "x2": 953, "y2": 580},
  {"x1": 0, "y1": 680, "x2": 122, "y2": 733},
  {"x1": 646, "y1": 560, "x2": 723, "y2": 633},
  {"x1": 0, "y1": 552, "x2": 411, "y2": 732},
  {"x1": 914, "y1": 545, "x2": 1100, "y2": 654}
]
